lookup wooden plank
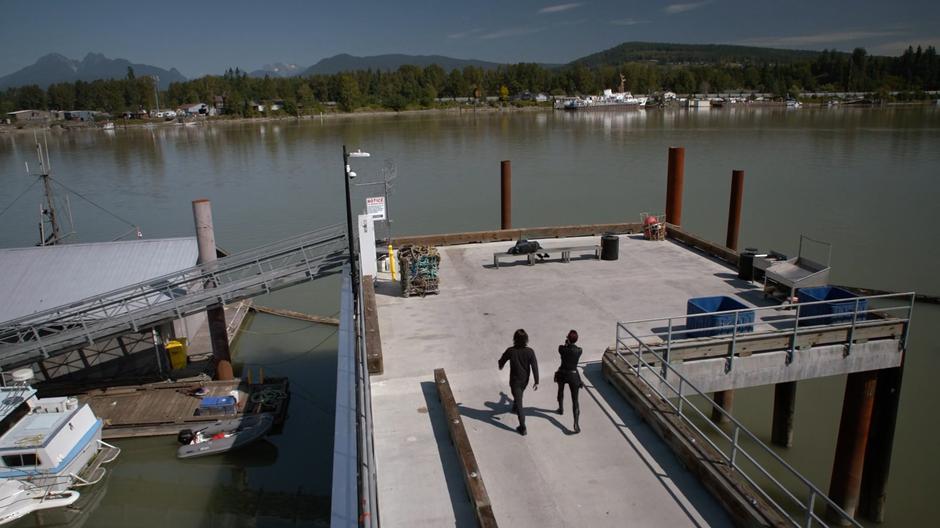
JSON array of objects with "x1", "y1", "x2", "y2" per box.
[
  {"x1": 665, "y1": 224, "x2": 739, "y2": 266},
  {"x1": 391, "y1": 222, "x2": 643, "y2": 248},
  {"x1": 362, "y1": 277, "x2": 384, "y2": 375},
  {"x1": 251, "y1": 305, "x2": 339, "y2": 326},
  {"x1": 434, "y1": 368, "x2": 499, "y2": 528}
]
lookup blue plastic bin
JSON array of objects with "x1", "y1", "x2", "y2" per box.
[
  {"x1": 686, "y1": 296, "x2": 754, "y2": 338},
  {"x1": 196, "y1": 395, "x2": 237, "y2": 416},
  {"x1": 797, "y1": 286, "x2": 867, "y2": 325}
]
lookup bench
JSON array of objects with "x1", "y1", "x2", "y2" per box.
[{"x1": 493, "y1": 245, "x2": 601, "y2": 268}]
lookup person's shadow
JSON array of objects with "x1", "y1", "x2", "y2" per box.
[{"x1": 457, "y1": 391, "x2": 576, "y2": 435}]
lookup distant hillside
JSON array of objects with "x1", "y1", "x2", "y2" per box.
[
  {"x1": 0, "y1": 53, "x2": 185, "y2": 90},
  {"x1": 249, "y1": 62, "x2": 304, "y2": 78},
  {"x1": 302, "y1": 53, "x2": 502, "y2": 75},
  {"x1": 569, "y1": 42, "x2": 826, "y2": 67}
]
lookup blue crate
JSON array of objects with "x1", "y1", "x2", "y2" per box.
[
  {"x1": 797, "y1": 286, "x2": 867, "y2": 325},
  {"x1": 686, "y1": 296, "x2": 754, "y2": 338}
]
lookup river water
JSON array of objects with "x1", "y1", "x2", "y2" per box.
[{"x1": 1, "y1": 106, "x2": 938, "y2": 526}]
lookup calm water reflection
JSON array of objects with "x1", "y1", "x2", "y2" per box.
[{"x1": 1, "y1": 107, "x2": 938, "y2": 526}]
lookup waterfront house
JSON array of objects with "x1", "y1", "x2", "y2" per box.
[
  {"x1": 6, "y1": 110, "x2": 51, "y2": 123},
  {"x1": 178, "y1": 103, "x2": 209, "y2": 116}
]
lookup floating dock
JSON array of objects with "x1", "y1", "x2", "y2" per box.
[{"x1": 76, "y1": 377, "x2": 289, "y2": 439}]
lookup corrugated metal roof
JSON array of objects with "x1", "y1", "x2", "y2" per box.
[{"x1": 0, "y1": 238, "x2": 198, "y2": 324}]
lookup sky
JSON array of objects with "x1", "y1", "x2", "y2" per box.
[{"x1": 1, "y1": 0, "x2": 938, "y2": 79}]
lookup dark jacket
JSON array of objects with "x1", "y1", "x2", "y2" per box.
[
  {"x1": 498, "y1": 346, "x2": 539, "y2": 388},
  {"x1": 555, "y1": 343, "x2": 583, "y2": 385}
]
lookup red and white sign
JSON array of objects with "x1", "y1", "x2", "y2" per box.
[{"x1": 366, "y1": 196, "x2": 386, "y2": 220}]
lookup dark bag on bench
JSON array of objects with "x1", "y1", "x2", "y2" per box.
[{"x1": 508, "y1": 239, "x2": 542, "y2": 255}]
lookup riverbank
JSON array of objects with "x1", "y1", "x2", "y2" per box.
[{"x1": 2, "y1": 99, "x2": 937, "y2": 136}]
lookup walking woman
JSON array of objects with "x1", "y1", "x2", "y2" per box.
[{"x1": 555, "y1": 330, "x2": 583, "y2": 433}]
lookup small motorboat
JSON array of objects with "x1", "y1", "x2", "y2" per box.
[
  {"x1": 0, "y1": 480, "x2": 80, "y2": 525},
  {"x1": 176, "y1": 413, "x2": 274, "y2": 459}
]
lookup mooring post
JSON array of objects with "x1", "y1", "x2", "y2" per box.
[
  {"x1": 859, "y1": 365, "x2": 905, "y2": 522},
  {"x1": 711, "y1": 390, "x2": 733, "y2": 424},
  {"x1": 827, "y1": 370, "x2": 878, "y2": 524},
  {"x1": 665, "y1": 147, "x2": 685, "y2": 226},
  {"x1": 726, "y1": 169, "x2": 744, "y2": 250},
  {"x1": 500, "y1": 160, "x2": 512, "y2": 229},
  {"x1": 771, "y1": 381, "x2": 797, "y2": 447},
  {"x1": 192, "y1": 198, "x2": 234, "y2": 381}
]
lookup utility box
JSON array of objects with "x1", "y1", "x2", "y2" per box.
[
  {"x1": 797, "y1": 286, "x2": 867, "y2": 325},
  {"x1": 166, "y1": 339, "x2": 188, "y2": 370},
  {"x1": 686, "y1": 296, "x2": 754, "y2": 338}
]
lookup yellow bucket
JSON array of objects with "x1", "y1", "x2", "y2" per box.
[{"x1": 166, "y1": 339, "x2": 188, "y2": 370}]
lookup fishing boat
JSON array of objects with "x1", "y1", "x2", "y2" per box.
[
  {"x1": 563, "y1": 74, "x2": 648, "y2": 111},
  {"x1": 0, "y1": 369, "x2": 120, "y2": 493},
  {"x1": 0, "y1": 480, "x2": 79, "y2": 525},
  {"x1": 176, "y1": 413, "x2": 274, "y2": 459}
]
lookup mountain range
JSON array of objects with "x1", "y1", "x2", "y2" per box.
[
  {"x1": 0, "y1": 53, "x2": 186, "y2": 90},
  {"x1": 0, "y1": 43, "x2": 854, "y2": 90}
]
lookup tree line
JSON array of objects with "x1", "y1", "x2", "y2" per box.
[{"x1": 2, "y1": 46, "x2": 937, "y2": 117}]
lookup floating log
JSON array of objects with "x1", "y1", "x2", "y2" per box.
[{"x1": 251, "y1": 305, "x2": 339, "y2": 326}]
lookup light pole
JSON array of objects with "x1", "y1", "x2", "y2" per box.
[{"x1": 343, "y1": 145, "x2": 370, "y2": 299}]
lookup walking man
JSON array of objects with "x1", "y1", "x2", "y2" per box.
[
  {"x1": 555, "y1": 330, "x2": 583, "y2": 433},
  {"x1": 498, "y1": 329, "x2": 539, "y2": 436}
]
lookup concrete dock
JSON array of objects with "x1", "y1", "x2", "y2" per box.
[{"x1": 371, "y1": 234, "x2": 762, "y2": 527}]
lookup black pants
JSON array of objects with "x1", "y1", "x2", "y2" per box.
[
  {"x1": 510, "y1": 384, "x2": 526, "y2": 428},
  {"x1": 557, "y1": 379, "x2": 580, "y2": 416}
]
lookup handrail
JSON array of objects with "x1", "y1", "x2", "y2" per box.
[{"x1": 611, "y1": 292, "x2": 916, "y2": 527}]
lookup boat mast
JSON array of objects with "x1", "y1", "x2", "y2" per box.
[{"x1": 34, "y1": 135, "x2": 62, "y2": 246}]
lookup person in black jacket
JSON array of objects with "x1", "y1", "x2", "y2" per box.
[
  {"x1": 498, "y1": 328, "x2": 539, "y2": 436},
  {"x1": 555, "y1": 329, "x2": 583, "y2": 433}
]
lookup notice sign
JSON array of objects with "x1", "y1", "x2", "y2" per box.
[{"x1": 366, "y1": 196, "x2": 386, "y2": 220}]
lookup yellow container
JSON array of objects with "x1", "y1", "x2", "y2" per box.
[{"x1": 166, "y1": 339, "x2": 188, "y2": 370}]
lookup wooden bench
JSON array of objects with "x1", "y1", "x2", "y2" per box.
[{"x1": 493, "y1": 245, "x2": 601, "y2": 268}]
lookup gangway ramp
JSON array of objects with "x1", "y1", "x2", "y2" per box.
[{"x1": 0, "y1": 223, "x2": 348, "y2": 370}]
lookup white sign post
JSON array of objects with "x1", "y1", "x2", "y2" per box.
[{"x1": 366, "y1": 196, "x2": 386, "y2": 221}]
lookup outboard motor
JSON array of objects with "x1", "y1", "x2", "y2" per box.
[{"x1": 177, "y1": 429, "x2": 194, "y2": 445}]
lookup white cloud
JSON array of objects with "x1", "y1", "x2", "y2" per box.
[
  {"x1": 447, "y1": 28, "x2": 484, "y2": 39},
  {"x1": 538, "y1": 3, "x2": 584, "y2": 14},
  {"x1": 738, "y1": 30, "x2": 906, "y2": 48},
  {"x1": 664, "y1": 1, "x2": 711, "y2": 15},
  {"x1": 611, "y1": 18, "x2": 650, "y2": 26},
  {"x1": 480, "y1": 27, "x2": 547, "y2": 40}
]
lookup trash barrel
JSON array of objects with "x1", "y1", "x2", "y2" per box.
[
  {"x1": 738, "y1": 247, "x2": 758, "y2": 281},
  {"x1": 601, "y1": 233, "x2": 619, "y2": 261},
  {"x1": 166, "y1": 339, "x2": 188, "y2": 370}
]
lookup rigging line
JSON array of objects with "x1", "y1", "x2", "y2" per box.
[
  {"x1": 0, "y1": 177, "x2": 40, "y2": 220},
  {"x1": 240, "y1": 324, "x2": 321, "y2": 336},
  {"x1": 241, "y1": 328, "x2": 339, "y2": 367},
  {"x1": 47, "y1": 176, "x2": 137, "y2": 228}
]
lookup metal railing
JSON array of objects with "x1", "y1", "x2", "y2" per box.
[
  {"x1": 613, "y1": 292, "x2": 915, "y2": 527},
  {"x1": 0, "y1": 224, "x2": 348, "y2": 369},
  {"x1": 618, "y1": 292, "x2": 914, "y2": 376}
]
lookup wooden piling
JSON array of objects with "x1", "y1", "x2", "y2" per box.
[
  {"x1": 726, "y1": 170, "x2": 744, "y2": 251},
  {"x1": 859, "y1": 365, "x2": 905, "y2": 522},
  {"x1": 500, "y1": 160, "x2": 512, "y2": 230},
  {"x1": 192, "y1": 199, "x2": 234, "y2": 381},
  {"x1": 827, "y1": 370, "x2": 878, "y2": 524},
  {"x1": 711, "y1": 390, "x2": 733, "y2": 424},
  {"x1": 771, "y1": 381, "x2": 797, "y2": 447},
  {"x1": 666, "y1": 147, "x2": 685, "y2": 226}
]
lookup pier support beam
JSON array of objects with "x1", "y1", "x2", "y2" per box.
[
  {"x1": 771, "y1": 381, "x2": 797, "y2": 447},
  {"x1": 192, "y1": 199, "x2": 234, "y2": 381},
  {"x1": 711, "y1": 390, "x2": 733, "y2": 424},
  {"x1": 827, "y1": 370, "x2": 878, "y2": 524},
  {"x1": 665, "y1": 147, "x2": 685, "y2": 226},
  {"x1": 725, "y1": 170, "x2": 744, "y2": 251},
  {"x1": 501, "y1": 160, "x2": 512, "y2": 229},
  {"x1": 860, "y1": 365, "x2": 904, "y2": 523}
]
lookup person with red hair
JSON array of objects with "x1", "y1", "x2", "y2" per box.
[{"x1": 554, "y1": 329, "x2": 583, "y2": 433}]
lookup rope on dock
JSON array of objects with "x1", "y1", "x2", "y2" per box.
[{"x1": 250, "y1": 305, "x2": 340, "y2": 325}]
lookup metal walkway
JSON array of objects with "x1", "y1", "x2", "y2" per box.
[{"x1": 0, "y1": 223, "x2": 348, "y2": 370}]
